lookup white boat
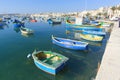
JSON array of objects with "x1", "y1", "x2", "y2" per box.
[{"x1": 20, "y1": 27, "x2": 33, "y2": 34}]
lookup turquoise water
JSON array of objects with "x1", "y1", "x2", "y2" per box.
[{"x1": 0, "y1": 22, "x2": 109, "y2": 80}]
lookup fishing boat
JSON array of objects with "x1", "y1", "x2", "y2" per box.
[
  {"x1": 47, "y1": 19, "x2": 61, "y2": 24},
  {"x1": 79, "y1": 33, "x2": 103, "y2": 42},
  {"x1": 32, "y1": 50, "x2": 69, "y2": 75},
  {"x1": 67, "y1": 25, "x2": 103, "y2": 31},
  {"x1": 30, "y1": 19, "x2": 37, "y2": 22},
  {"x1": 52, "y1": 36, "x2": 88, "y2": 50},
  {"x1": 66, "y1": 20, "x2": 97, "y2": 27},
  {"x1": 20, "y1": 27, "x2": 33, "y2": 34},
  {"x1": 0, "y1": 21, "x2": 6, "y2": 27},
  {"x1": 13, "y1": 20, "x2": 25, "y2": 27},
  {"x1": 66, "y1": 18, "x2": 100, "y2": 26},
  {"x1": 13, "y1": 23, "x2": 21, "y2": 27},
  {"x1": 82, "y1": 30, "x2": 106, "y2": 36},
  {"x1": 100, "y1": 22, "x2": 111, "y2": 27}
]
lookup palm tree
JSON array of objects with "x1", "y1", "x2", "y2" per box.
[
  {"x1": 111, "y1": 6, "x2": 116, "y2": 14},
  {"x1": 86, "y1": 12, "x2": 91, "y2": 17},
  {"x1": 117, "y1": 6, "x2": 120, "y2": 11},
  {"x1": 97, "y1": 13, "x2": 102, "y2": 16},
  {"x1": 97, "y1": 12, "x2": 102, "y2": 17},
  {"x1": 103, "y1": 12, "x2": 108, "y2": 19}
]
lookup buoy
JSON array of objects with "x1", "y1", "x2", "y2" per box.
[{"x1": 27, "y1": 54, "x2": 31, "y2": 59}]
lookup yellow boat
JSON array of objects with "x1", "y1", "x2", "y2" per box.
[{"x1": 79, "y1": 33, "x2": 103, "y2": 42}]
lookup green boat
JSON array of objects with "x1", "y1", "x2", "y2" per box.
[{"x1": 32, "y1": 50, "x2": 69, "y2": 75}]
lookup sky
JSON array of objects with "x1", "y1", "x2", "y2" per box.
[{"x1": 0, "y1": 0, "x2": 120, "y2": 14}]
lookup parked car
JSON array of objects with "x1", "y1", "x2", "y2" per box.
[{"x1": 110, "y1": 17, "x2": 119, "y2": 21}]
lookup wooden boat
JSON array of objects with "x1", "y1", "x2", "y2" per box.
[
  {"x1": 67, "y1": 26, "x2": 103, "y2": 31},
  {"x1": 66, "y1": 20, "x2": 100, "y2": 27},
  {"x1": 100, "y1": 22, "x2": 111, "y2": 27},
  {"x1": 82, "y1": 30, "x2": 106, "y2": 36},
  {"x1": 47, "y1": 19, "x2": 61, "y2": 24},
  {"x1": 0, "y1": 21, "x2": 6, "y2": 26},
  {"x1": 32, "y1": 50, "x2": 69, "y2": 75},
  {"x1": 52, "y1": 36, "x2": 88, "y2": 50},
  {"x1": 79, "y1": 33, "x2": 103, "y2": 42},
  {"x1": 13, "y1": 23, "x2": 21, "y2": 27},
  {"x1": 30, "y1": 19, "x2": 37, "y2": 22},
  {"x1": 13, "y1": 20, "x2": 25, "y2": 27},
  {"x1": 20, "y1": 27, "x2": 33, "y2": 34}
]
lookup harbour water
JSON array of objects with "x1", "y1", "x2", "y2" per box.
[{"x1": 0, "y1": 21, "x2": 110, "y2": 80}]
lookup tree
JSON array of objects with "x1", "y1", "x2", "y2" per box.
[
  {"x1": 117, "y1": 6, "x2": 120, "y2": 11},
  {"x1": 97, "y1": 13, "x2": 102, "y2": 16},
  {"x1": 103, "y1": 12, "x2": 108, "y2": 19},
  {"x1": 97, "y1": 13, "x2": 102, "y2": 19},
  {"x1": 111, "y1": 6, "x2": 116, "y2": 14},
  {"x1": 86, "y1": 12, "x2": 91, "y2": 17}
]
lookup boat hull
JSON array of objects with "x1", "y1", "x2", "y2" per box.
[
  {"x1": 32, "y1": 50, "x2": 69, "y2": 75},
  {"x1": 79, "y1": 33, "x2": 103, "y2": 42},
  {"x1": 13, "y1": 23, "x2": 21, "y2": 27},
  {"x1": 82, "y1": 30, "x2": 106, "y2": 36},
  {"x1": 34, "y1": 60, "x2": 67, "y2": 75},
  {"x1": 47, "y1": 19, "x2": 61, "y2": 24},
  {"x1": 20, "y1": 27, "x2": 33, "y2": 34},
  {"x1": 52, "y1": 36, "x2": 88, "y2": 50},
  {"x1": 66, "y1": 26, "x2": 103, "y2": 31}
]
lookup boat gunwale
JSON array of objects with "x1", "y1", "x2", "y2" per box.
[
  {"x1": 52, "y1": 36, "x2": 88, "y2": 47},
  {"x1": 32, "y1": 51, "x2": 69, "y2": 69}
]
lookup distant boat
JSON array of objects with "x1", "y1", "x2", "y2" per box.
[
  {"x1": 52, "y1": 35, "x2": 88, "y2": 50},
  {"x1": 0, "y1": 21, "x2": 7, "y2": 27},
  {"x1": 89, "y1": 20, "x2": 100, "y2": 25},
  {"x1": 30, "y1": 19, "x2": 37, "y2": 22},
  {"x1": 82, "y1": 30, "x2": 106, "y2": 36},
  {"x1": 20, "y1": 27, "x2": 33, "y2": 34},
  {"x1": 32, "y1": 50, "x2": 69, "y2": 75},
  {"x1": 47, "y1": 19, "x2": 61, "y2": 24},
  {"x1": 79, "y1": 33, "x2": 103, "y2": 42},
  {"x1": 100, "y1": 22, "x2": 111, "y2": 27},
  {"x1": 66, "y1": 19, "x2": 100, "y2": 27},
  {"x1": 13, "y1": 23, "x2": 22, "y2": 27}
]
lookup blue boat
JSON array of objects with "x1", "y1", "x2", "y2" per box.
[
  {"x1": 0, "y1": 22, "x2": 6, "y2": 27},
  {"x1": 66, "y1": 26, "x2": 103, "y2": 31},
  {"x1": 13, "y1": 23, "x2": 22, "y2": 27},
  {"x1": 47, "y1": 19, "x2": 61, "y2": 24},
  {"x1": 52, "y1": 36, "x2": 88, "y2": 50},
  {"x1": 82, "y1": 30, "x2": 106, "y2": 36},
  {"x1": 13, "y1": 19, "x2": 25, "y2": 27},
  {"x1": 32, "y1": 50, "x2": 69, "y2": 75}
]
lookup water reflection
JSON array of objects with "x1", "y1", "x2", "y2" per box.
[
  {"x1": 0, "y1": 26, "x2": 4, "y2": 30},
  {"x1": 21, "y1": 33, "x2": 34, "y2": 37},
  {"x1": 0, "y1": 24, "x2": 9, "y2": 30},
  {"x1": 14, "y1": 27, "x2": 20, "y2": 33},
  {"x1": 50, "y1": 24, "x2": 62, "y2": 27},
  {"x1": 52, "y1": 45, "x2": 88, "y2": 60}
]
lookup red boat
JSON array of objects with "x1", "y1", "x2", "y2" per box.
[{"x1": 30, "y1": 19, "x2": 37, "y2": 22}]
